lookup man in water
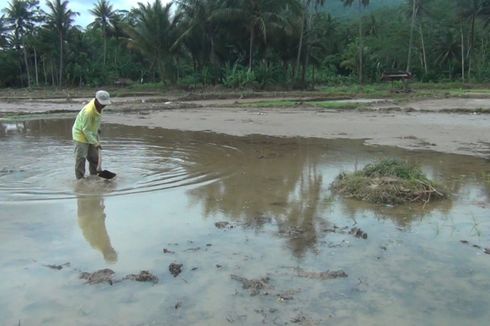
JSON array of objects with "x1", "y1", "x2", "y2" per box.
[{"x1": 72, "y1": 90, "x2": 111, "y2": 179}]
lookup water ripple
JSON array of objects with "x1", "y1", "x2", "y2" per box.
[{"x1": 0, "y1": 130, "x2": 240, "y2": 202}]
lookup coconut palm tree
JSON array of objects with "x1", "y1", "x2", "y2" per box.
[
  {"x1": 89, "y1": 0, "x2": 116, "y2": 66},
  {"x1": 0, "y1": 15, "x2": 8, "y2": 48},
  {"x1": 434, "y1": 28, "x2": 460, "y2": 79},
  {"x1": 175, "y1": 0, "x2": 224, "y2": 70},
  {"x1": 125, "y1": 0, "x2": 181, "y2": 82},
  {"x1": 404, "y1": 0, "x2": 433, "y2": 74},
  {"x1": 45, "y1": 0, "x2": 78, "y2": 86},
  {"x1": 406, "y1": 0, "x2": 418, "y2": 72},
  {"x1": 341, "y1": 0, "x2": 370, "y2": 84},
  {"x1": 456, "y1": 0, "x2": 485, "y2": 80},
  {"x1": 3, "y1": 0, "x2": 40, "y2": 87},
  {"x1": 295, "y1": 0, "x2": 325, "y2": 79},
  {"x1": 219, "y1": 0, "x2": 297, "y2": 71}
]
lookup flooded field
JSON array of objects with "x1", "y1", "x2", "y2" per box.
[{"x1": 1, "y1": 117, "x2": 489, "y2": 325}]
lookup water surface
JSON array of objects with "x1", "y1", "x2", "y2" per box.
[{"x1": 1, "y1": 118, "x2": 489, "y2": 325}]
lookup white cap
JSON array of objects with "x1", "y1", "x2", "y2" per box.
[{"x1": 95, "y1": 90, "x2": 111, "y2": 105}]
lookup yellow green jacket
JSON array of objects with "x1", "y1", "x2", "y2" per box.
[{"x1": 72, "y1": 99, "x2": 101, "y2": 145}]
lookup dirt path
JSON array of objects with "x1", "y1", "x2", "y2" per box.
[{"x1": 1, "y1": 95, "x2": 489, "y2": 158}]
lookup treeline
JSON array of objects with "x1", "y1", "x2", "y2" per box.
[{"x1": 1, "y1": 0, "x2": 490, "y2": 89}]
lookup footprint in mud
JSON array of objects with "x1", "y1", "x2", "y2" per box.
[
  {"x1": 322, "y1": 224, "x2": 368, "y2": 239},
  {"x1": 80, "y1": 268, "x2": 115, "y2": 285},
  {"x1": 349, "y1": 227, "x2": 368, "y2": 239},
  {"x1": 123, "y1": 271, "x2": 159, "y2": 283},
  {"x1": 169, "y1": 263, "x2": 183, "y2": 277},
  {"x1": 43, "y1": 262, "x2": 70, "y2": 270},
  {"x1": 231, "y1": 274, "x2": 270, "y2": 296},
  {"x1": 80, "y1": 269, "x2": 159, "y2": 285},
  {"x1": 215, "y1": 221, "x2": 234, "y2": 229},
  {"x1": 294, "y1": 267, "x2": 348, "y2": 280},
  {"x1": 460, "y1": 240, "x2": 490, "y2": 255}
]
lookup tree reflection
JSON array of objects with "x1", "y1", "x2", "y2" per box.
[{"x1": 187, "y1": 137, "x2": 330, "y2": 257}]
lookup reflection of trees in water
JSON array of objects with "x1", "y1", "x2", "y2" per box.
[
  {"x1": 276, "y1": 167, "x2": 326, "y2": 257},
  {"x1": 187, "y1": 138, "x2": 330, "y2": 257}
]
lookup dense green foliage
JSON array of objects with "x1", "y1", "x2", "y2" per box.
[{"x1": 1, "y1": 0, "x2": 490, "y2": 88}]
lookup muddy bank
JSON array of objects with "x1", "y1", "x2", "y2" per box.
[
  {"x1": 107, "y1": 106, "x2": 490, "y2": 159},
  {"x1": 1, "y1": 95, "x2": 490, "y2": 158}
]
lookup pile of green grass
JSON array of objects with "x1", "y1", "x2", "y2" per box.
[{"x1": 331, "y1": 159, "x2": 447, "y2": 205}]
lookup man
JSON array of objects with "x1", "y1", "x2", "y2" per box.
[{"x1": 72, "y1": 90, "x2": 111, "y2": 179}]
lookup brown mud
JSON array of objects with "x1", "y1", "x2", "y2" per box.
[{"x1": 1, "y1": 93, "x2": 490, "y2": 158}]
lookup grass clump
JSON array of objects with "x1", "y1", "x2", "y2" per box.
[
  {"x1": 331, "y1": 159, "x2": 447, "y2": 205},
  {"x1": 314, "y1": 101, "x2": 359, "y2": 110},
  {"x1": 241, "y1": 99, "x2": 360, "y2": 109}
]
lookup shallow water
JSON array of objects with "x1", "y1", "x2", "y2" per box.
[{"x1": 1, "y1": 118, "x2": 489, "y2": 325}]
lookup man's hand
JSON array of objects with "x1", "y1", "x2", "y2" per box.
[{"x1": 95, "y1": 144, "x2": 102, "y2": 150}]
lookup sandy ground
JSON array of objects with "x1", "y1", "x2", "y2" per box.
[{"x1": 1, "y1": 95, "x2": 489, "y2": 158}]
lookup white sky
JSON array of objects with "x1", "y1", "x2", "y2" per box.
[{"x1": 0, "y1": 0, "x2": 173, "y2": 29}]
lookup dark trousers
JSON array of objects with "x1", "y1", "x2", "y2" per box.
[{"x1": 74, "y1": 141, "x2": 99, "y2": 179}]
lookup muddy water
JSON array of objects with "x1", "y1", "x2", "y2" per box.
[{"x1": 1, "y1": 118, "x2": 489, "y2": 325}]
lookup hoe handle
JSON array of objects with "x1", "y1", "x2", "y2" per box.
[{"x1": 97, "y1": 148, "x2": 102, "y2": 172}]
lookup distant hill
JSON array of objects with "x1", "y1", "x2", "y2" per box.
[{"x1": 319, "y1": 0, "x2": 405, "y2": 19}]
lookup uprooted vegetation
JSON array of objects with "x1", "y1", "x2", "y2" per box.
[{"x1": 331, "y1": 159, "x2": 447, "y2": 205}]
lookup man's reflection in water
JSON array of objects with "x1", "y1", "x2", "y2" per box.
[{"x1": 77, "y1": 194, "x2": 118, "y2": 263}]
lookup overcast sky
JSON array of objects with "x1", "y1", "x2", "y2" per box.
[{"x1": 0, "y1": 0, "x2": 172, "y2": 29}]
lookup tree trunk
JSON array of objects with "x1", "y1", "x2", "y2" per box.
[
  {"x1": 312, "y1": 65, "x2": 315, "y2": 88},
  {"x1": 17, "y1": 56, "x2": 24, "y2": 88},
  {"x1": 302, "y1": 10, "x2": 313, "y2": 86},
  {"x1": 295, "y1": 0, "x2": 308, "y2": 78},
  {"x1": 460, "y1": 25, "x2": 465, "y2": 83},
  {"x1": 176, "y1": 57, "x2": 180, "y2": 83},
  {"x1": 467, "y1": 14, "x2": 476, "y2": 80},
  {"x1": 419, "y1": 25, "x2": 428, "y2": 74},
  {"x1": 59, "y1": 33, "x2": 63, "y2": 87},
  {"x1": 210, "y1": 37, "x2": 217, "y2": 66},
  {"x1": 34, "y1": 47, "x2": 39, "y2": 86},
  {"x1": 103, "y1": 27, "x2": 107, "y2": 67},
  {"x1": 248, "y1": 28, "x2": 255, "y2": 72},
  {"x1": 22, "y1": 43, "x2": 31, "y2": 88},
  {"x1": 51, "y1": 60, "x2": 55, "y2": 86},
  {"x1": 42, "y1": 56, "x2": 48, "y2": 85},
  {"x1": 358, "y1": 1, "x2": 363, "y2": 85},
  {"x1": 406, "y1": 0, "x2": 417, "y2": 72}
]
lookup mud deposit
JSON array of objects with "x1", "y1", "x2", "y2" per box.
[{"x1": 1, "y1": 118, "x2": 490, "y2": 325}]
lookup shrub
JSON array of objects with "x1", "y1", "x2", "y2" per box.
[{"x1": 222, "y1": 64, "x2": 257, "y2": 89}]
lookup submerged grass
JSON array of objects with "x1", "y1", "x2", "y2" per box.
[{"x1": 331, "y1": 159, "x2": 447, "y2": 205}]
